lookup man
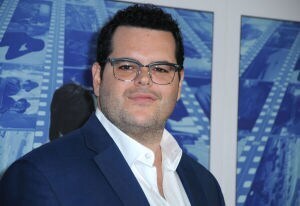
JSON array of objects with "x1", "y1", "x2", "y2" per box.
[{"x1": 0, "y1": 4, "x2": 225, "y2": 206}]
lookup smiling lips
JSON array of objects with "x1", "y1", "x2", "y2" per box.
[{"x1": 128, "y1": 92, "x2": 159, "y2": 104}]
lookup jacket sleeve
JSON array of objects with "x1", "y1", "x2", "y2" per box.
[{"x1": 0, "y1": 159, "x2": 60, "y2": 206}]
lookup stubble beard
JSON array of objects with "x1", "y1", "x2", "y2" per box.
[{"x1": 99, "y1": 87, "x2": 170, "y2": 145}]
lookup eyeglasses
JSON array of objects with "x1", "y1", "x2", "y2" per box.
[{"x1": 106, "y1": 57, "x2": 182, "y2": 85}]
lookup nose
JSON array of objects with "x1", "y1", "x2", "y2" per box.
[{"x1": 134, "y1": 67, "x2": 152, "y2": 86}]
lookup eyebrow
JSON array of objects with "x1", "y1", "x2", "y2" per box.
[{"x1": 113, "y1": 57, "x2": 175, "y2": 65}]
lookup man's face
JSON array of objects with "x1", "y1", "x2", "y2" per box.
[{"x1": 92, "y1": 26, "x2": 184, "y2": 136}]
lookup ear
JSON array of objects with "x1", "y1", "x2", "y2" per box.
[
  {"x1": 177, "y1": 69, "x2": 184, "y2": 101},
  {"x1": 92, "y1": 62, "x2": 101, "y2": 97}
]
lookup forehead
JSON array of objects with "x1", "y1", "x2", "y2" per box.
[
  {"x1": 110, "y1": 26, "x2": 176, "y2": 61},
  {"x1": 112, "y1": 25, "x2": 174, "y2": 40}
]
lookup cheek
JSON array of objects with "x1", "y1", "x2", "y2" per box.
[
  {"x1": 161, "y1": 88, "x2": 179, "y2": 110},
  {"x1": 100, "y1": 81, "x2": 126, "y2": 104}
]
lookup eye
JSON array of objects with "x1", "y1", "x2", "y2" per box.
[
  {"x1": 152, "y1": 65, "x2": 172, "y2": 73},
  {"x1": 118, "y1": 64, "x2": 134, "y2": 71},
  {"x1": 114, "y1": 61, "x2": 138, "y2": 72}
]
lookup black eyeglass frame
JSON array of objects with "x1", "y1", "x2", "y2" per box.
[{"x1": 105, "y1": 57, "x2": 183, "y2": 85}]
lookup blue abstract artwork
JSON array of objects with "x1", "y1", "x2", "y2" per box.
[
  {"x1": 237, "y1": 16, "x2": 300, "y2": 206},
  {"x1": 0, "y1": 0, "x2": 213, "y2": 177}
]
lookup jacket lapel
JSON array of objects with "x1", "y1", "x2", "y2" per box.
[
  {"x1": 82, "y1": 114, "x2": 149, "y2": 206},
  {"x1": 177, "y1": 154, "x2": 208, "y2": 206},
  {"x1": 94, "y1": 145, "x2": 149, "y2": 206}
]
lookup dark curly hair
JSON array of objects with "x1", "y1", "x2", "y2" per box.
[{"x1": 97, "y1": 4, "x2": 184, "y2": 78}]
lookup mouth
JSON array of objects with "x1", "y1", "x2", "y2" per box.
[{"x1": 127, "y1": 92, "x2": 159, "y2": 104}]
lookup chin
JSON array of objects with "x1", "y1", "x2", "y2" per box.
[{"x1": 130, "y1": 116, "x2": 159, "y2": 127}]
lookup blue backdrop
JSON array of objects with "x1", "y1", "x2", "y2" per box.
[
  {"x1": 0, "y1": 0, "x2": 212, "y2": 174},
  {"x1": 0, "y1": 0, "x2": 299, "y2": 205}
]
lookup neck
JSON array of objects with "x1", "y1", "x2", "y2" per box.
[{"x1": 126, "y1": 127, "x2": 164, "y2": 151}]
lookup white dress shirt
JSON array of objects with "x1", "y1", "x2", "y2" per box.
[{"x1": 96, "y1": 109, "x2": 191, "y2": 206}]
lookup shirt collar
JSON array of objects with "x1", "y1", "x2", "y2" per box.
[
  {"x1": 161, "y1": 130, "x2": 182, "y2": 171},
  {"x1": 95, "y1": 108, "x2": 182, "y2": 171}
]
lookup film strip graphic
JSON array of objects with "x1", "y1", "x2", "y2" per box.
[
  {"x1": 0, "y1": 0, "x2": 64, "y2": 173},
  {"x1": 169, "y1": 80, "x2": 210, "y2": 166},
  {"x1": 166, "y1": 8, "x2": 212, "y2": 59},
  {"x1": 164, "y1": 8, "x2": 211, "y2": 166},
  {"x1": 237, "y1": 20, "x2": 300, "y2": 205},
  {"x1": 240, "y1": 21, "x2": 281, "y2": 75},
  {"x1": 0, "y1": 0, "x2": 18, "y2": 40},
  {"x1": 0, "y1": 0, "x2": 24, "y2": 173},
  {"x1": 33, "y1": 0, "x2": 65, "y2": 148}
]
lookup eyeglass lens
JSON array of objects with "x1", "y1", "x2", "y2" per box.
[{"x1": 111, "y1": 59, "x2": 177, "y2": 85}]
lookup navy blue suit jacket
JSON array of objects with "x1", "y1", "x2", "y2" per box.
[{"x1": 0, "y1": 114, "x2": 225, "y2": 206}]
